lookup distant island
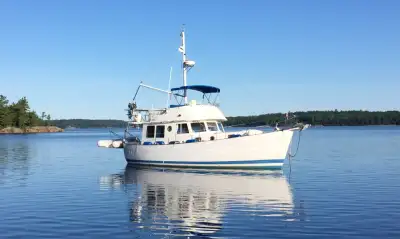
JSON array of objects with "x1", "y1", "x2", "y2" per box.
[
  {"x1": 0, "y1": 95, "x2": 63, "y2": 134},
  {"x1": 225, "y1": 110, "x2": 400, "y2": 127},
  {"x1": 47, "y1": 110, "x2": 400, "y2": 129},
  {"x1": 51, "y1": 119, "x2": 127, "y2": 129},
  {"x1": 2, "y1": 94, "x2": 398, "y2": 131}
]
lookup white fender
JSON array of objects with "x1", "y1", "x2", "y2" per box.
[
  {"x1": 112, "y1": 140, "x2": 124, "y2": 148},
  {"x1": 97, "y1": 140, "x2": 113, "y2": 148}
]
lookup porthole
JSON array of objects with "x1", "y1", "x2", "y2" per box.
[{"x1": 167, "y1": 126, "x2": 172, "y2": 132}]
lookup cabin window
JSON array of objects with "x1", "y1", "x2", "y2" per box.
[
  {"x1": 177, "y1": 123, "x2": 189, "y2": 134},
  {"x1": 191, "y1": 122, "x2": 206, "y2": 132},
  {"x1": 146, "y1": 126, "x2": 155, "y2": 138},
  {"x1": 217, "y1": 122, "x2": 225, "y2": 132},
  {"x1": 156, "y1": 125, "x2": 165, "y2": 138},
  {"x1": 207, "y1": 122, "x2": 218, "y2": 131}
]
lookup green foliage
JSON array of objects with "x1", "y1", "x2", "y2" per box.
[
  {"x1": 225, "y1": 110, "x2": 400, "y2": 127},
  {"x1": 39, "y1": 112, "x2": 52, "y2": 126},
  {"x1": 0, "y1": 95, "x2": 50, "y2": 129},
  {"x1": 28, "y1": 111, "x2": 42, "y2": 126},
  {"x1": 0, "y1": 95, "x2": 12, "y2": 128},
  {"x1": 51, "y1": 119, "x2": 127, "y2": 128},
  {"x1": 2, "y1": 94, "x2": 399, "y2": 129}
]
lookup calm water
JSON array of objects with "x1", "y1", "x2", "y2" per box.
[{"x1": 1, "y1": 126, "x2": 400, "y2": 238}]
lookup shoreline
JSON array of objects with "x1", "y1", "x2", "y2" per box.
[
  {"x1": 226, "y1": 124, "x2": 399, "y2": 128},
  {"x1": 0, "y1": 126, "x2": 64, "y2": 134}
]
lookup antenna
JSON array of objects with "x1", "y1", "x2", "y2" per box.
[
  {"x1": 178, "y1": 24, "x2": 195, "y2": 104},
  {"x1": 167, "y1": 66, "x2": 172, "y2": 108}
]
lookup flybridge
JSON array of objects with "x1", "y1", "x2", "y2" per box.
[
  {"x1": 130, "y1": 82, "x2": 221, "y2": 110},
  {"x1": 128, "y1": 25, "x2": 221, "y2": 109},
  {"x1": 170, "y1": 85, "x2": 221, "y2": 106},
  {"x1": 171, "y1": 85, "x2": 221, "y2": 94}
]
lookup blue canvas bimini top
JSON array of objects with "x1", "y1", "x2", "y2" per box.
[{"x1": 171, "y1": 85, "x2": 220, "y2": 94}]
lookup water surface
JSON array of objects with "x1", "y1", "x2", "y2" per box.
[{"x1": 1, "y1": 126, "x2": 400, "y2": 238}]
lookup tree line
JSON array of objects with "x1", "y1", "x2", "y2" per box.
[
  {"x1": 50, "y1": 119, "x2": 127, "y2": 129},
  {"x1": 51, "y1": 110, "x2": 400, "y2": 128},
  {"x1": 0, "y1": 95, "x2": 52, "y2": 129},
  {"x1": 3, "y1": 95, "x2": 398, "y2": 129},
  {"x1": 225, "y1": 110, "x2": 400, "y2": 127}
]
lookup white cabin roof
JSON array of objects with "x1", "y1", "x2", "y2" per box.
[{"x1": 144, "y1": 104, "x2": 227, "y2": 124}]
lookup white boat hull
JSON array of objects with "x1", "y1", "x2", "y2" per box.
[{"x1": 123, "y1": 129, "x2": 295, "y2": 169}]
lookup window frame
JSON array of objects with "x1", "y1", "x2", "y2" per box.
[
  {"x1": 191, "y1": 122, "x2": 206, "y2": 133},
  {"x1": 217, "y1": 122, "x2": 225, "y2": 132},
  {"x1": 206, "y1": 122, "x2": 218, "y2": 131},
  {"x1": 156, "y1": 125, "x2": 165, "y2": 138},
  {"x1": 146, "y1": 125, "x2": 155, "y2": 138},
  {"x1": 177, "y1": 123, "x2": 189, "y2": 134}
]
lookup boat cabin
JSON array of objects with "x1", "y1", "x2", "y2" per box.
[
  {"x1": 127, "y1": 84, "x2": 233, "y2": 145},
  {"x1": 140, "y1": 120, "x2": 226, "y2": 145},
  {"x1": 125, "y1": 33, "x2": 233, "y2": 146}
]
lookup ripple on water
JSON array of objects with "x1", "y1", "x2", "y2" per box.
[{"x1": 1, "y1": 127, "x2": 400, "y2": 238}]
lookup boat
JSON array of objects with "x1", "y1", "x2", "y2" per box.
[{"x1": 97, "y1": 26, "x2": 305, "y2": 169}]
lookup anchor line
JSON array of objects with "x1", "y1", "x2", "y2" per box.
[
  {"x1": 288, "y1": 130, "x2": 301, "y2": 178},
  {"x1": 288, "y1": 130, "x2": 302, "y2": 158},
  {"x1": 109, "y1": 130, "x2": 123, "y2": 141}
]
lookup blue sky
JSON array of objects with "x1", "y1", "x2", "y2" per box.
[{"x1": 1, "y1": 0, "x2": 399, "y2": 120}]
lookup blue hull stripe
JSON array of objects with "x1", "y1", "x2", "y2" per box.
[{"x1": 126, "y1": 159, "x2": 284, "y2": 165}]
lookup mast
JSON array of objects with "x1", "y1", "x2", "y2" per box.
[
  {"x1": 180, "y1": 28, "x2": 187, "y2": 103},
  {"x1": 179, "y1": 26, "x2": 195, "y2": 104}
]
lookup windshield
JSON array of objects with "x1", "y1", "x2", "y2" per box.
[
  {"x1": 191, "y1": 122, "x2": 206, "y2": 132},
  {"x1": 217, "y1": 122, "x2": 224, "y2": 132},
  {"x1": 207, "y1": 122, "x2": 218, "y2": 131}
]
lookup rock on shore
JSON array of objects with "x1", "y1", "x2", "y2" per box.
[{"x1": 0, "y1": 126, "x2": 64, "y2": 134}]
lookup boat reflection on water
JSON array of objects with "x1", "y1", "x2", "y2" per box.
[{"x1": 100, "y1": 166, "x2": 295, "y2": 237}]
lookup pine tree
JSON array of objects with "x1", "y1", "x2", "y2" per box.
[{"x1": 0, "y1": 95, "x2": 11, "y2": 127}]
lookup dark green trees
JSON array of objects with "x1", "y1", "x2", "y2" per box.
[
  {"x1": 0, "y1": 95, "x2": 12, "y2": 128},
  {"x1": 225, "y1": 110, "x2": 400, "y2": 127},
  {"x1": 50, "y1": 119, "x2": 126, "y2": 128},
  {"x1": 0, "y1": 95, "x2": 49, "y2": 129}
]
